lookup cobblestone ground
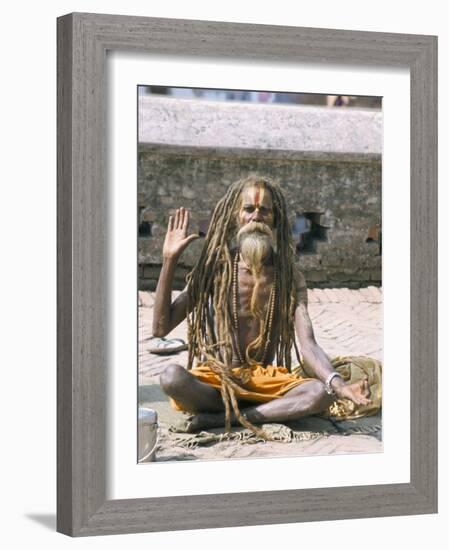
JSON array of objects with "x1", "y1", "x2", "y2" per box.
[{"x1": 138, "y1": 287, "x2": 383, "y2": 461}]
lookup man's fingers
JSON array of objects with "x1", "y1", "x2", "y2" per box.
[
  {"x1": 180, "y1": 207, "x2": 185, "y2": 229},
  {"x1": 170, "y1": 208, "x2": 192, "y2": 233},
  {"x1": 361, "y1": 393, "x2": 372, "y2": 406},
  {"x1": 364, "y1": 379, "x2": 371, "y2": 397},
  {"x1": 174, "y1": 207, "x2": 190, "y2": 231},
  {"x1": 185, "y1": 234, "x2": 199, "y2": 244}
]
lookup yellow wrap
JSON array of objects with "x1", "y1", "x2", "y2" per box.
[{"x1": 170, "y1": 355, "x2": 382, "y2": 421}]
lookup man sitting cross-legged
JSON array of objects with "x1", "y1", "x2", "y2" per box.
[{"x1": 153, "y1": 175, "x2": 380, "y2": 436}]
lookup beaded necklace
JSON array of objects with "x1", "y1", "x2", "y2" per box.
[{"x1": 232, "y1": 252, "x2": 277, "y2": 365}]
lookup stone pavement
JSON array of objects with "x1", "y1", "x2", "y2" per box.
[{"x1": 138, "y1": 287, "x2": 383, "y2": 461}]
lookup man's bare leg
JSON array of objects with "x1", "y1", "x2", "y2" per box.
[
  {"x1": 159, "y1": 364, "x2": 224, "y2": 413},
  {"x1": 186, "y1": 379, "x2": 371, "y2": 432},
  {"x1": 161, "y1": 366, "x2": 369, "y2": 432}
]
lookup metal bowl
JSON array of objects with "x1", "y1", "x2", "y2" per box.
[{"x1": 138, "y1": 407, "x2": 158, "y2": 462}]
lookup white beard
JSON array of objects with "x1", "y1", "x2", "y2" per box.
[{"x1": 237, "y1": 222, "x2": 274, "y2": 275}]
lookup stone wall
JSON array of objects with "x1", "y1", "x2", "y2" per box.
[{"x1": 138, "y1": 96, "x2": 382, "y2": 290}]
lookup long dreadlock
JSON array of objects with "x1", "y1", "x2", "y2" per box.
[{"x1": 186, "y1": 175, "x2": 301, "y2": 438}]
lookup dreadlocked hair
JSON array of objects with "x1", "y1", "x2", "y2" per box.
[{"x1": 186, "y1": 175, "x2": 301, "y2": 439}]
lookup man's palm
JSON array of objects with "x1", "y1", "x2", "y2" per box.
[
  {"x1": 337, "y1": 378, "x2": 371, "y2": 407},
  {"x1": 163, "y1": 207, "x2": 199, "y2": 259}
]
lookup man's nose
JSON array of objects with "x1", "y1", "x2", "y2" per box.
[{"x1": 252, "y1": 209, "x2": 263, "y2": 221}]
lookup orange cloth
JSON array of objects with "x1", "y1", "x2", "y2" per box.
[{"x1": 170, "y1": 363, "x2": 314, "y2": 412}]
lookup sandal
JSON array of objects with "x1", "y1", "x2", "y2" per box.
[{"x1": 147, "y1": 337, "x2": 188, "y2": 355}]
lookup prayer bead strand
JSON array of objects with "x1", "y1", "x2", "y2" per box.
[{"x1": 232, "y1": 252, "x2": 276, "y2": 366}]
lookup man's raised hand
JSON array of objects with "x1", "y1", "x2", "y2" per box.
[{"x1": 162, "y1": 207, "x2": 199, "y2": 260}]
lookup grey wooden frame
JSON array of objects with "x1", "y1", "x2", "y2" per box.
[{"x1": 57, "y1": 12, "x2": 438, "y2": 537}]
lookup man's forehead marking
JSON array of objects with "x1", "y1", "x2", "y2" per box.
[
  {"x1": 254, "y1": 185, "x2": 261, "y2": 206},
  {"x1": 244, "y1": 184, "x2": 268, "y2": 207}
]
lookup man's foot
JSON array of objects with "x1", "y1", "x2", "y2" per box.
[
  {"x1": 186, "y1": 412, "x2": 227, "y2": 432},
  {"x1": 169, "y1": 412, "x2": 228, "y2": 433}
]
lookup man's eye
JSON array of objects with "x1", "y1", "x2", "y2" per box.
[
  {"x1": 244, "y1": 206, "x2": 255, "y2": 213},
  {"x1": 260, "y1": 208, "x2": 273, "y2": 215}
]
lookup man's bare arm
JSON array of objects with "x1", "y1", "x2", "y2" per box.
[
  {"x1": 293, "y1": 268, "x2": 370, "y2": 405},
  {"x1": 293, "y1": 269, "x2": 336, "y2": 384},
  {"x1": 294, "y1": 300, "x2": 339, "y2": 384},
  {"x1": 152, "y1": 208, "x2": 198, "y2": 337}
]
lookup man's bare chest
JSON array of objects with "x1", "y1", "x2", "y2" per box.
[{"x1": 235, "y1": 265, "x2": 275, "y2": 322}]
